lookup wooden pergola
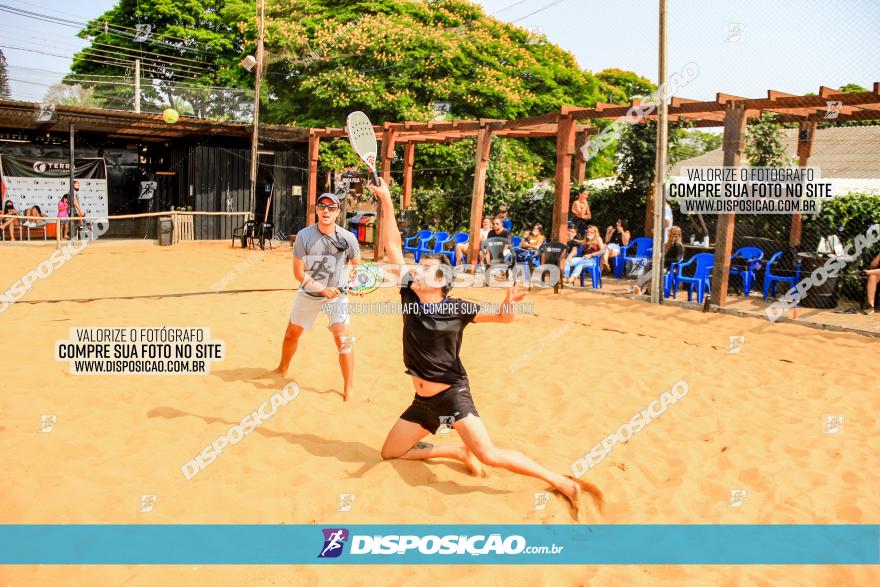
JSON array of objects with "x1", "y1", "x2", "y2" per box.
[{"x1": 307, "y1": 83, "x2": 880, "y2": 306}]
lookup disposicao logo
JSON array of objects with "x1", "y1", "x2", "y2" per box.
[
  {"x1": 318, "y1": 528, "x2": 349, "y2": 558},
  {"x1": 317, "y1": 530, "x2": 535, "y2": 557}
]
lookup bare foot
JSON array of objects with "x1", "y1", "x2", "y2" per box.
[
  {"x1": 553, "y1": 475, "x2": 581, "y2": 517},
  {"x1": 344, "y1": 389, "x2": 353, "y2": 402},
  {"x1": 460, "y1": 448, "x2": 488, "y2": 478},
  {"x1": 271, "y1": 366, "x2": 287, "y2": 377},
  {"x1": 566, "y1": 475, "x2": 604, "y2": 512}
]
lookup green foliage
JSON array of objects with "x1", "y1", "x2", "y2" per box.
[
  {"x1": 802, "y1": 193, "x2": 880, "y2": 301},
  {"x1": 0, "y1": 49, "x2": 10, "y2": 100},
  {"x1": 69, "y1": 0, "x2": 651, "y2": 225},
  {"x1": 595, "y1": 68, "x2": 655, "y2": 104},
  {"x1": 746, "y1": 112, "x2": 788, "y2": 167},
  {"x1": 669, "y1": 129, "x2": 722, "y2": 163}
]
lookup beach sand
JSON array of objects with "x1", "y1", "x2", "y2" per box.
[{"x1": 1, "y1": 241, "x2": 878, "y2": 586}]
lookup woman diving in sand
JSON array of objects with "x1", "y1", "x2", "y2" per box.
[{"x1": 367, "y1": 178, "x2": 591, "y2": 514}]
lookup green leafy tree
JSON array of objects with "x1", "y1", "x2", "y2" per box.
[
  {"x1": 746, "y1": 112, "x2": 788, "y2": 167},
  {"x1": 0, "y1": 49, "x2": 10, "y2": 100},
  {"x1": 70, "y1": 0, "x2": 651, "y2": 228},
  {"x1": 595, "y1": 68, "x2": 655, "y2": 104}
]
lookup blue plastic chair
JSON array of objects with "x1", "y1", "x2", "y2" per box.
[
  {"x1": 663, "y1": 255, "x2": 685, "y2": 298},
  {"x1": 729, "y1": 246, "x2": 764, "y2": 297},
  {"x1": 763, "y1": 251, "x2": 801, "y2": 300},
  {"x1": 618, "y1": 237, "x2": 653, "y2": 278},
  {"x1": 578, "y1": 254, "x2": 603, "y2": 289},
  {"x1": 671, "y1": 252, "x2": 714, "y2": 303},
  {"x1": 512, "y1": 235, "x2": 523, "y2": 249},
  {"x1": 421, "y1": 231, "x2": 451, "y2": 257},
  {"x1": 440, "y1": 232, "x2": 469, "y2": 265},
  {"x1": 403, "y1": 230, "x2": 433, "y2": 262}
]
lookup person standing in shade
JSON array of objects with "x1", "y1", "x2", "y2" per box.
[
  {"x1": 571, "y1": 187, "x2": 591, "y2": 239},
  {"x1": 863, "y1": 253, "x2": 880, "y2": 315}
]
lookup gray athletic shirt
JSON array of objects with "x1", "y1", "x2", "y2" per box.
[{"x1": 293, "y1": 224, "x2": 361, "y2": 298}]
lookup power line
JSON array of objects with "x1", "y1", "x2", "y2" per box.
[
  {"x1": 509, "y1": 0, "x2": 568, "y2": 23},
  {"x1": 0, "y1": 4, "x2": 221, "y2": 59}
]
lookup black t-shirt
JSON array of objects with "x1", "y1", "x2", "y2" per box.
[
  {"x1": 566, "y1": 239, "x2": 580, "y2": 256},
  {"x1": 487, "y1": 228, "x2": 511, "y2": 240},
  {"x1": 609, "y1": 230, "x2": 624, "y2": 246},
  {"x1": 399, "y1": 278, "x2": 480, "y2": 385}
]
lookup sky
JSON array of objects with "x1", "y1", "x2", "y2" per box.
[{"x1": 2, "y1": 0, "x2": 878, "y2": 103}]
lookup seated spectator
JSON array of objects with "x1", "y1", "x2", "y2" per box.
[
  {"x1": 1, "y1": 200, "x2": 20, "y2": 241},
  {"x1": 498, "y1": 206, "x2": 513, "y2": 231},
  {"x1": 23, "y1": 205, "x2": 48, "y2": 228},
  {"x1": 627, "y1": 226, "x2": 684, "y2": 296},
  {"x1": 566, "y1": 225, "x2": 605, "y2": 285},
  {"x1": 562, "y1": 224, "x2": 583, "y2": 273},
  {"x1": 863, "y1": 253, "x2": 880, "y2": 315},
  {"x1": 456, "y1": 217, "x2": 490, "y2": 266},
  {"x1": 516, "y1": 223, "x2": 545, "y2": 262},
  {"x1": 604, "y1": 218, "x2": 631, "y2": 271},
  {"x1": 480, "y1": 216, "x2": 513, "y2": 266}
]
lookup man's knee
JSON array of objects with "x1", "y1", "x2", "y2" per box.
[{"x1": 284, "y1": 324, "x2": 303, "y2": 341}]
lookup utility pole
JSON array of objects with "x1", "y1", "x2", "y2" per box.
[
  {"x1": 650, "y1": 0, "x2": 669, "y2": 304},
  {"x1": 249, "y1": 0, "x2": 265, "y2": 215},
  {"x1": 134, "y1": 58, "x2": 141, "y2": 113}
]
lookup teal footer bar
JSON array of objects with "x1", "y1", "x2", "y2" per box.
[{"x1": 1, "y1": 525, "x2": 877, "y2": 565}]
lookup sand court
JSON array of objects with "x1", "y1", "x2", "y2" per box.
[{"x1": 1, "y1": 242, "x2": 878, "y2": 585}]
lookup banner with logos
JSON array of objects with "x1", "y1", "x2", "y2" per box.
[{"x1": 0, "y1": 156, "x2": 108, "y2": 218}]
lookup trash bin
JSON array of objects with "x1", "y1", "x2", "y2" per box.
[
  {"x1": 364, "y1": 215, "x2": 377, "y2": 245},
  {"x1": 356, "y1": 214, "x2": 370, "y2": 243},
  {"x1": 797, "y1": 252, "x2": 839, "y2": 309},
  {"x1": 158, "y1": 216, "x2": 173, "y2": 246}
]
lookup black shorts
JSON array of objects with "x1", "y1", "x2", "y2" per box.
[{"x1": 400, "y1": 382, "x2": 480, "y2": 434}]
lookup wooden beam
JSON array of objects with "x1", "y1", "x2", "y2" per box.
[
  {"x1": 790, "y1": 120, "x2": 818, "y2": 247},
  {"x1": 402, "y1": 142, "x2": 415, "y2": 210},
  {"x1": 552, "y1": 113, "x2": 577, "y2": 242},
  {"x1": 466, "y1": 124, "x2": 494, "y2": 269},
  {"x1": 307, "y1": 132, "x2": 320, "y2": 225},
  {"x1": 709, "y1": 105, "x2": 749, "y2": 307},
  {"x1": 573, "y1": 131, "x2": 588, "y2": 184},
  {"x1": 374, "y1": 125, "x2": 396, "y2": 261}
]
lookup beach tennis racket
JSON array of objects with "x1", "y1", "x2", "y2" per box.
[
  {"x1": 342, "y1": 263, "x2": 384, "y2": 295},
  {"x1": 346, "y1": 111, "x2": 381, "y2": 185}
]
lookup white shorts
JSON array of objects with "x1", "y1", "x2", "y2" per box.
[{"x1": 289, "y1": 293, "x2": 350, "y2": 331}]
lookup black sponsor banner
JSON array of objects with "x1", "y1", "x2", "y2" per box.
[{"x1": 0, "y1": 156, "x2": 106, "y2": 179}]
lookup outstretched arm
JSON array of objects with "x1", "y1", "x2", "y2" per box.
[
  {"x1": 473, "y1": 283, "x2": 527, "y2": 324},
  {"x1": 367, "y1": 179, "x2": 404, "y2": 278}
]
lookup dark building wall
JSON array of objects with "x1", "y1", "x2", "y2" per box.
[{"x1": 1, "y1": 134, "x2": 307, "y2": 239}]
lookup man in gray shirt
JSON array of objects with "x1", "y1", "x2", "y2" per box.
[{"x1": 274, "y1": 193, "x2": 361, "y2": 401}]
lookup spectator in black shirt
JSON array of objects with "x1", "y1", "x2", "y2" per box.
[
  {"x1": 367, "y1": 178, "x2": 587, "y2": 515},
  {"x1": 480, "y1": 216, "x2": 513, "y2": 266}
]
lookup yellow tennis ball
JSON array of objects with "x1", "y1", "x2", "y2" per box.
[{"x1": 162, "y1": 108, "x2": 180, "y2": 124}]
